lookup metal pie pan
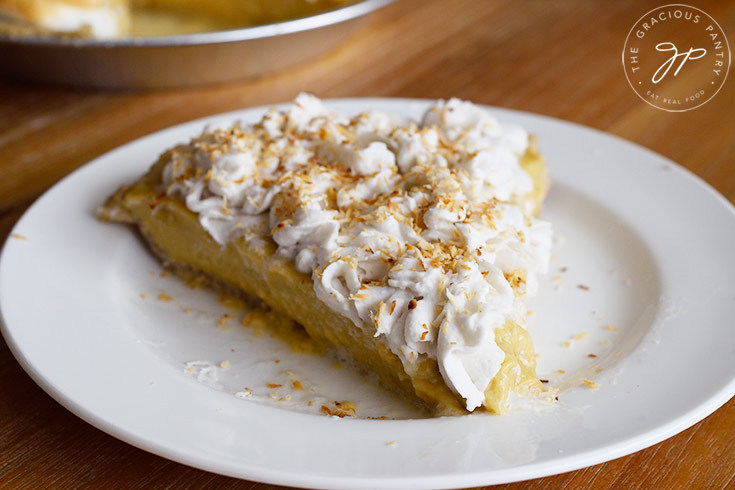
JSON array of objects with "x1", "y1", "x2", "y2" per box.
[{"x1": 0, "y1": 0, "x2": 393, "y2": 90}]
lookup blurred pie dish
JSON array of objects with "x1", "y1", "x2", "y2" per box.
[
  {"x1": 99, "y1": 94, "x2": 553, "y2": 415},
  {"x1": 0, "y1": 0, "x2": 354, "y2": 38}
]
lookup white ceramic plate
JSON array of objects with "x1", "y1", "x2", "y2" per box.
[{"x1": 1, "y1": 99, "x2": 734, "y2": 489}]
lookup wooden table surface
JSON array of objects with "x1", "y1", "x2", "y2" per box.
[{"x1": 1, "y1": 0, "x2": 733, "y2": 488}]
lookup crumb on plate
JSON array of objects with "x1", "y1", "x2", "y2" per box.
[
  {"x1": 217, "y1": 313, "x2": 231, "y2": 328},
  {"x1": 583, "y1": 379, "x2": 600, "y2": 390},
  {"x1": 321, "y1": 401, "x2": 357, "y2": 418},
  {"x1": 158, "y1": 292, "x2": 173, "y2": 302}
]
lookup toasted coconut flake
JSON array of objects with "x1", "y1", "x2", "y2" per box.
[
  {"x1": 583, "y1": 379, "x2": 600, "y2": 390},
  {"x1": 158, "y1": 292, "x2": 173, "y2": 302}
]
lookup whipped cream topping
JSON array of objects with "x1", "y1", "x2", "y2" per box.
[
  {"x1": 162, "y1": 94, "x2": 552, "y2": 411},
  {"x1": 25, "y1": 1, "x2": 127, "y2": 38}
]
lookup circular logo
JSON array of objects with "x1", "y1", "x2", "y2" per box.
[{"x1": 622, "y1": 4, "x2": 730, "y2": 112}]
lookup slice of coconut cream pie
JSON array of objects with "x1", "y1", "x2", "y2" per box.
[{"x1": 99, "y1": 94, "x2": 553, "y2": 415}]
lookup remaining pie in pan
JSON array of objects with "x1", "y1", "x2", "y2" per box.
[
  {"x1": 99, "y1": 94, "x2": 553, "y2": 415},
  {"x1": 0, "y1": 0, "x2": 356, "y2": 38},
  {"x1": 0, "y1": 0, "x2": 129, "y2": 38}
]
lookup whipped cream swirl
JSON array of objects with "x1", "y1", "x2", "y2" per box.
[{"x1": 162, "y1": 94, "x2": 552, "y2": 411}]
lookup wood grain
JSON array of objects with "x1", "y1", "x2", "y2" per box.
[{"x1": 1, "y1": 0, "x2": 733, "y2": 488}]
